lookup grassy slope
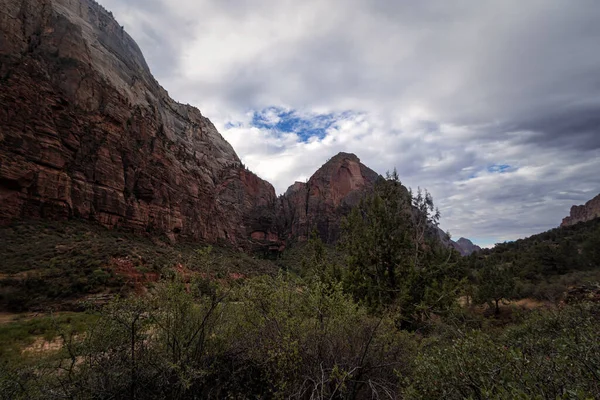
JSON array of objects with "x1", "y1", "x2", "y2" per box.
[
  {"x1": 0, "y1": 312, "x2": 98, "y2": 361},
  {"x1": 0, "y1": 220, "x2": 278, "y2": 311}
]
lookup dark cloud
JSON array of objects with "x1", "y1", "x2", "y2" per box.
[{"x1": 511, "y1": 107, "x2": 600, "y2": 150}]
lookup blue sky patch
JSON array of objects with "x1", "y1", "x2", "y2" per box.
[
  {"x1": 225, "y1": 121, "x2": 242, "y2": 129},
  {"x1": 487, "y1": 164, "x2": 512, "y2": 173},
  {"x1": 248, "y1": 107, "x2": 344, "y2": 142}
]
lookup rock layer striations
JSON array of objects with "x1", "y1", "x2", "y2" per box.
[
  {"x1": 0, "y1": 0, "x2": 276, "y2": 243},
  {"x1": 277, "y1": 153, "x2": 478, "y2": 253},
  {"x1": 0, "y1": 0, "x2": 475, "y2": 252}
]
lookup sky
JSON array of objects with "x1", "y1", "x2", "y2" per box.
[{"x1": 98, "y1": 0, "x2": 600, "y2": 248}]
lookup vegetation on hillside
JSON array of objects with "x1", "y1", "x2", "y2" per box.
[
  {"x1": 462, "y1": 217, "x2": 600, "y2": 303},
  {"x1": 0, "y1": 221, "x2": 277, "y2": 312},
  {"x1": 1, "y1": 173, "x2": 599, "y2": 399}
]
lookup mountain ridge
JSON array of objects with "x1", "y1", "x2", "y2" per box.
[
  {"x1": 277, "y1": 152, "x2": 382, "y2": 244},
  {"x1": 454, "y1": 237, "x2": 482, "y2": 256}
]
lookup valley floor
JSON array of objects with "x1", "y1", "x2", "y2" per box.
[{"x1": 1, "y1": 219, "x2": 599, "y2": 399}]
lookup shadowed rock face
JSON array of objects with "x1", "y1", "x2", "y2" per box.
[
  {"x1": 278, "y1": 153, "x2": 382, "y2": 243},
  {"x1": 0, "y1": 0, "x2": 276, "y2": 243},
  {"x1": 561, "y1": 193, "x2": 600, "y2": 227},
  {"x1": 276, "y1": 154, "x2": 479, "y2": 255}
]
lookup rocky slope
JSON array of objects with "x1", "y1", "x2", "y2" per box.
[
  {"x1": 434, "y1": 227, "x2": 480, "y2": 256},
  {"x1": 561, "y1": 193, "x2": 600, "y2": 227},
  {"x1": 0, "y1": 0, "x2": 277, "y2": 244},
  {"x1": 278, "y1": 153, "x2": 381, "y2": 243}
]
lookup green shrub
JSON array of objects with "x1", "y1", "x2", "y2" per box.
[{"x1": 406, "y1": 303, "x2": 600, "y2": 399}]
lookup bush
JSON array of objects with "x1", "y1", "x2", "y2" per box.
[
  {"x1": 4, "y1": 276, "x2": 416, "y2": 399},
  {"x1": 406, "y1": 303, "x2": 600, "y2": 399},
  {"x1": 532, "y1": 281, "x2": 566, "y2": 302}
]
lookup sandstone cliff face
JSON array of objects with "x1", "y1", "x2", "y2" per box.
[
  {"x1": 0, "y1": 0, "x2": 276, "y2": 243},
  {"x1": 561, "y1": 193, "x2": 600, "y2": 227},
  {"x1": 279, "y1": 153, "x2": 381, "y2": 243}
]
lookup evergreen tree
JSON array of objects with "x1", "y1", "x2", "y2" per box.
[
  {"x1": 339, "y1": 171, "x2": 465, "y2": 328},
  {"x1": 339, "y1": 171, "x2": 413, "y2": 309},
  {"x1": 301, "y1": 229, "x2": 342, "y2": 285}
]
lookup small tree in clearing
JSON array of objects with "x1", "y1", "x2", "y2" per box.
[{"x1": 475, "y1": 264, "x2": 516, "y2": 315}]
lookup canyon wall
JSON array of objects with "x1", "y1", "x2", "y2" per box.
[{"x1": 0, "y1": 0, "x2": 277, "y2": 244}]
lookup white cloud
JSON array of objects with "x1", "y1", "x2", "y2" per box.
[{"x1": 97, "y1": 0, "x2": 600, "y2": 246}]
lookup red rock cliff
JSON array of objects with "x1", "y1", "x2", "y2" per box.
[
  {"x1": 0, "y1": 0, "x2": 276, "y2": 243},
  {"x1": 279, "y1": 152, "x2": 381, "y2": 243},
  {"x1": 561, "y1": 193, "x2": 600, "y2": 227}
]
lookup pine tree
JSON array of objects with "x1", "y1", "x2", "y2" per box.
[{"x1": 339, "y1": 171, "x2": 464, "y2": 327}]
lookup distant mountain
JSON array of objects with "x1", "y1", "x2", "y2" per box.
[
  {"x1": 454, "y1": 237, "x2": 482, "y2": 256},
  {"x1": 275, "y1": 153, "x2": 477, "y2": 255},
  {"x1": 562, "y1": 193, "x2": 600, "y2": 227},
  {"x1": 435, "y1": 228, "x2": 480, "y2": 256}
]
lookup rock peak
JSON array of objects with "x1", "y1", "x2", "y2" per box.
[
  {"x1": 453, "y1": 237, "x2": 482, "y2": 256},
  {"x1": 327, "y1": 152, "x2": 360, "y2": 164},
  {"x1": 278, "y1": 153, "x2": 382, "y2": 243}
]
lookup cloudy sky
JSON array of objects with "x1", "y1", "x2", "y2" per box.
[{"x1": 99, "y1": 0, "x2": 600, "y2": 247}]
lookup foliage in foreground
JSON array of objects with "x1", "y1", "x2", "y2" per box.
[
  {"x1": 408, "y1": 303, "x2": 600, "y2": 399},
  {"x1": 2, "y1": 277, "x2": 599, "y2": 399},
  {"x1": 339, "y1": 173, "x2": 466, "y2": 328},
  {"x1": 1, "y1": 276, "x2": 415, "y2": 399}
]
